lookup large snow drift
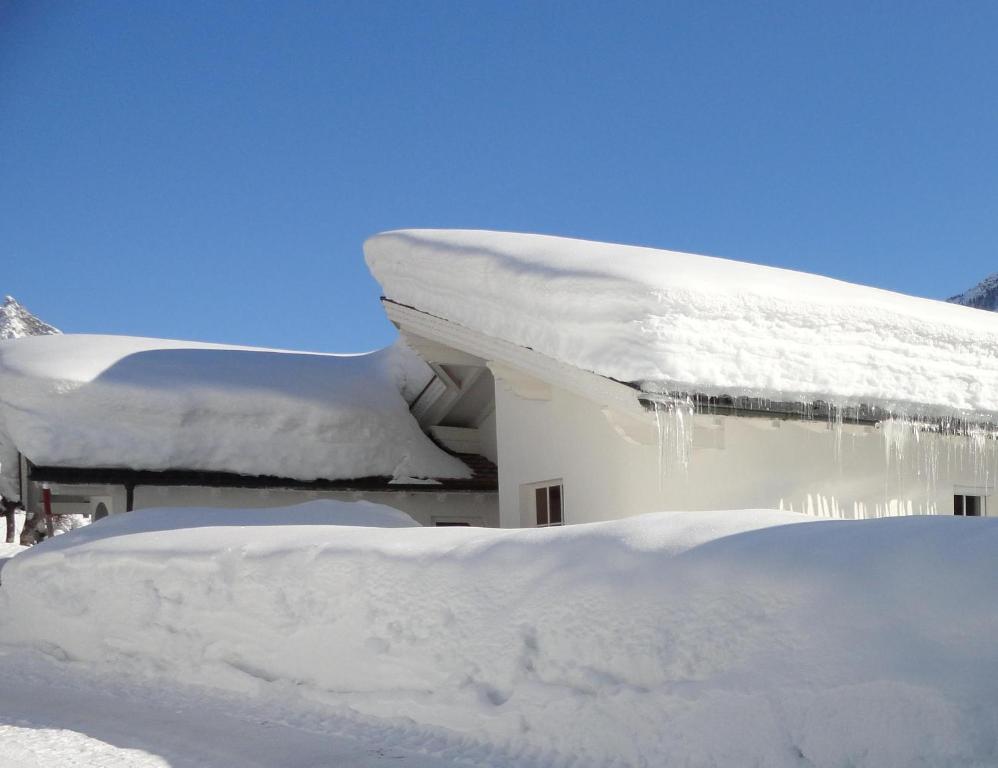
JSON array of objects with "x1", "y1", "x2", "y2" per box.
[
  {"x1": 0, "y1": 334, "x2": 469, "y2": 492},
  {"x1": 3, "y1": 501, "x2": 997, "y2": 767},
  {"x1": 366, "y1": 229, "x2": 998, "y2": 418}
]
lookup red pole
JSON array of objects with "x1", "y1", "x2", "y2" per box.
[{"x1": 42, "y1": 484, "x2": 54, "y2": 538}]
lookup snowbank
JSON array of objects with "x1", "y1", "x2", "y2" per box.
[
  {"x1": 33, "y1": 500, "x2": 420, "y2": 542},
  {"x1": 3, "y1": 501, "x2": 997, "y2": 767},
  {"x1": 366, "y1": 229, "x2": 998, "y2": 418},
  {"x1": 0, "y1": 334, "x2": 469, "y2": 492}
]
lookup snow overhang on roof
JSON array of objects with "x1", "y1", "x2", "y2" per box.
[
  {"x1": 365, "y1": 229, "x2": 998, "y2": 423},
  {"x1": 0, "y1": 334, "x2": 471, "y2": 487}
]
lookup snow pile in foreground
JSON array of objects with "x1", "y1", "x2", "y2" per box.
[
  {"x1": 0, "y1": 644, "x2": 483, "y2": 768},
  {"x1": 3, "y1": 502, "x2": 998, "y2": 768},
  {"x1": 0, "y1": 334, "x2": 468, "y2": 491},
  {"x1": 366, "y1": 229, "x2": 998, "y2": 417},
  {"x1": 37, "y1": 500, "x2": 421, "y2": 537}
]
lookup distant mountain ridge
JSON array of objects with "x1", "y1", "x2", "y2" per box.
[
  {"x1": 0, "y1": 296, "x2": 60, "y2": 340},
  {"x1": 947, "y1": 274, "x2": 998, "y2": 312}
]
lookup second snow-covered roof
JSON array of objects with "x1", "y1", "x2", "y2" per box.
[
  {"x1": 365, "y1": 229, "x2": 998, "y2": 418},
  {"x1": 0, "y1": 334, "x2": 470, "y2": 483}
]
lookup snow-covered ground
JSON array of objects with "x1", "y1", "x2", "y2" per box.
[
  {"x1": 3, "y1": 499, "x2": 998, "y2": 767},
  {"x1": 0, "y1": 645, "x2": 475, "y2": 768}
]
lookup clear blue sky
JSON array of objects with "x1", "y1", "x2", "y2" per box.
[{"x1": 2, "y1": 1, "x2": 996, "y2": 352}]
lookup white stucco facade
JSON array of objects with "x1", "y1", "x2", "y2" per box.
[
  {"x1": 493, "y1": 371, "x2": 995, "y2": 526},
  {"x1": 381, "y1": 301, "x2": 996, "y2": 528}
]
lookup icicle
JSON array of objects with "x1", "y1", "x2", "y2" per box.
[
  {"x1": 875, "y1": 411, "x2": 998, "y2": 510},
  {"x1": 653, "y1": 402, "x2": 665, "y2": 492},
  {"x1": 650, "y1": 394, "x2": 695, "y2": 480},
  {"x1": 831, "y1": 406, "x2": 845, "y2": 467}
]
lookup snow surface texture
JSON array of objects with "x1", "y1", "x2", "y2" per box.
[
  {"x1": 949, "y1": 272, "x2": 998, "y2": 312},
  {"x1": 0, "y1": 334, "x2": 469, "y2": 497},
  {"x1": 366, "y1": 229, "x2": 998, "y2": 418},
  {"x1": 4, "y1": 500, "x2": 997, "y2": 767},
  {"x1": 0, "y1": 295, "x2": 60, "y2": 340},
  {"x1": 0, "y1": 645, "x2": 461, "y2": 768}
]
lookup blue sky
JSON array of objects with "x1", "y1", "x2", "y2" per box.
[{"x1": 1, "y1": 1, "x2": 996, "y2": 352}]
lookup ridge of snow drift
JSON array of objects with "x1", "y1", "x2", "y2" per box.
[
  {"x1": 0, "y1": 334, "x2": 469, "y2": 491},
  {"x1": 366, "y1": 229, "x2": 998, "y2": 418},
  {"x1": 2, "y1": 503, "x2": 997, "y2": 767},
  {"x1": 0, "y1": 295, "x2": 60, "y2": 340}
]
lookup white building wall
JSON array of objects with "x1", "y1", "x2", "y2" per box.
[
  {"x1": 477, "y1": 407, "x2": 498, "y2": 466},
  {"x1": 28, "y1": 482, "x2": 498, "y2": 528},
  {"x1": 133, "y1": 486, "x2": 498, "y2": 527},
  {"x1": 25, "y1": 483, "x2": 129, "y2": 522},
  {"x1": 495, "y1": 377, "x2": 997, "y2": 527}
]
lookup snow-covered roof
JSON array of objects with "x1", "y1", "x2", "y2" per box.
[
  {"x1": 366, "y1": 229, "x2": 998, "y2": 418},
  {"x1": 0, "y1": 334, "x2": 470, "y2": 488}
]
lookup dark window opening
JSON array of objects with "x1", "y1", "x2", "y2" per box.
[
  {"x1": 535, "y1": 487, "x2": 548, "y2": 526},
  {"x1": 534, "y1": 483, "x2": 564, "y2": 527},
  {"x1": 549, "y1": 485, "x2": 562, "y2": 525},
  {"x1": 954, "y1": 494, "x2": 984, "y2": 516}
]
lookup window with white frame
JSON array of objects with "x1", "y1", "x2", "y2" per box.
[
  {"x1": 533, "y1": 482, "x2": 564, "y2": 527},
  {"x1": 954, "y1": 494, "x2": 985, "y2": 516}
]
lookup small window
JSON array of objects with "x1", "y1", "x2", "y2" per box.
[
  {"x1": 954, "y1": 494, "x2": 985, "y2": 516},
  {"x1": 534, "y1": 483, "x2": 564, "y2": 527},
  {"x1": 431, "y1": 515, "x2": 483, "y2": 527}
]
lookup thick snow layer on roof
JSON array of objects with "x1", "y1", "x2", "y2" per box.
[
  {"x1": 0, "y1": 334, "x2": 469, "y2": 484},
  {"x1": 3, "y1": 502, "x2": 997, "y2": 767},
  {"x1": 366, "y1": 229, "x2": 998, "y2": 417}
]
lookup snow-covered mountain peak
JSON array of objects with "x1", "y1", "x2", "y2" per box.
[
  {"x1": 0, "y1": 296, "x2": 60, "y2": 340},
  {"x1": 947, "y1": 273, "x2": 998, "y2": 312}
]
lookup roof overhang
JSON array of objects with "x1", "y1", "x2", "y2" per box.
[
  {"x1": 384, "y1": 299, "x2": 647, "y2": 419},
  {"x1": 386, "y1": 298, "x2": 998, "y2": 440}
]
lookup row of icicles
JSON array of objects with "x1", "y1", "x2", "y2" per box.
[{"x1": 647, "y1": 394, "x2": 998, "y2": 499}]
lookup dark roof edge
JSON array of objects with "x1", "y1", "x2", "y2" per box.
[
  {"x1": 28, "y1": 457, "x2": 498, "y2": 493},
  {"x1": 639, "y1": 392, "x2": 998, "y2": 432}
]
